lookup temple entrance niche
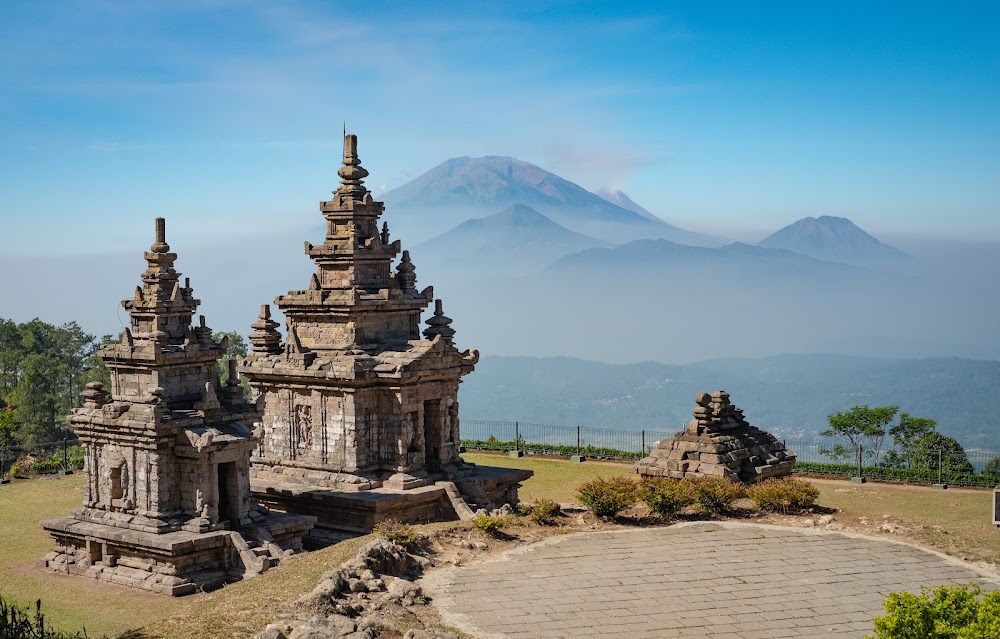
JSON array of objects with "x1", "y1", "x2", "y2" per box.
[
  {"x1": 217, "y1": 462, "x2": 240, "y2": 526},
  {"x1": 423, "y1": 399, "x2": 442, "y2": 470}
]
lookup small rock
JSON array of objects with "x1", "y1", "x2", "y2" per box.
[
  {"x1": 879, "y1": 523, "x2": 908, "y2": 534},
  {"x1": 404, "y1": 630, "x2": 459, "y2": 639},
  {"x1": 255, "y1": 626, "x2": 288, "y2": 639},
  {"x1": 817, "y1": 514, "x2": 835, "y2": 526},
  {"x1": 342, "y1": 632, "x2": 374, "y2": 639},
  {"x1": 825, "y1": 523, "x2": 845, "y2": 531},
  {"x1": 288, "y1": 614, "x2": 357, "y2": 639},
  {"x1": 472, "y1": 541, "x2": 488, "y2": 551}
]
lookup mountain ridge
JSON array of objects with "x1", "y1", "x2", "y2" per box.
[
  {"x1": 383, "y1": 156, "x2": 724, "y2": 246},
  {"x1": 758, "y1": 215, "x2": 907, "y2": 266}
]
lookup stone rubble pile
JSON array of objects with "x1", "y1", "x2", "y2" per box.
[
  {"x1": 258, "y1": 539, "x2": 460, "y2": 639},
  {"x1": 636, "y1": 390, "x2": 795, "y2": 483}
]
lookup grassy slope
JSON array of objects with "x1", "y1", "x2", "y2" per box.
[
  {"x1": 3, "y1": 455, "x2": 997, "y2": 637},
  {"x1": 0, "y1": 475, "x2": 184, "y2": 637}
]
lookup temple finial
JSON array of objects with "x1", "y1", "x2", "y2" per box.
[
  {"x1": 249, "y1": 304, "x2": 283, "y2": 354},
  {"x1": 396, "y1": 250, "x2": 416, "y2": 291},
  {"x1": 337, "y1": 133, "x2": 369, "y2": 194},
  {"x1": 151, "y1": 217, "x2": 170, "y2": 253},
  {"x1": 423, "y1": 299, "x2": 456, "y2": 345}
]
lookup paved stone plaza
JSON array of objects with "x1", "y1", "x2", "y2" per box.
[{"x1": 426, "y1": 522, "x2": 999, "y2": 639}]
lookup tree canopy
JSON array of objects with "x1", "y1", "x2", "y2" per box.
[{"x1": 0, "y1": 319, "x2": 99, "y2": 446}]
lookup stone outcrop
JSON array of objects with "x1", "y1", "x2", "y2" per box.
[
  {"x1": 241, "y1": 134, "x2": 530, "y2": 539},
  {"x1": 636, "y1": 391, "x2": 795, "y2": 483},
  {"x1": 41, "y1": 219, "x2": 314, "y2": 595}
]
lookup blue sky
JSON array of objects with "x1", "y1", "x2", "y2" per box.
[{"x1": 1, "y1": 1, "x2": 997, "y2": 255}]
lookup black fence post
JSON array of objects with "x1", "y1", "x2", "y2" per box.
[
  {"x1": 62, "y1": 437, "x2": 69, "y2": 474},
  {"x1": 933, "y1": 449, "x2": 948, "y2": 489},
  {"x1": 0, "y1": 445, "x2": 8, "y2": 484},
  {"x1": 641, "y1": 430, "x2": 646, "y2": 456},
  {"x1": 852, "y1": 445, "x2": 866, "y2": 483},
  {"x1": 509, "y1": 421, "x2": 523, "y2": 458},
  {"x1": 571, "y1": 425, "x2": 585, "y2": 463}
]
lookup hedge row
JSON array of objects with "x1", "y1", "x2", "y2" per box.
[{"x1": 792, "y1": 462, "x2": 1000, "y2": 487}]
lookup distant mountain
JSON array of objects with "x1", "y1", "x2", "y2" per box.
[
  {"x1": 550, "y1": 238, "x2": 864, "y2": 280},
  {"x1": 412, "y1": 204, "x2": 607, "y2": 278},
  {"x1": 461, "y1": 354, "x2": 1000, "y2": 449},
  {"x1": 758, "y1": 216, "x2": 907, "y2": 266},
  {"x1": 382, "y1": 156, "x2": 723, "y2": 246},
  {"x1": 593, "y1": 187, "x2": 663, "y2": 223}
]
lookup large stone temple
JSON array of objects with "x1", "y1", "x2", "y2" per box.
[
  {"x1": 242, "y1": 134, "x2": 530, "y2": 539},
  {"x1": 41, "y1": 219, "x2": 314, "y2": 595}
]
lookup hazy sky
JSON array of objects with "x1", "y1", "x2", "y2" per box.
[{"x1": 1, "y1": 0, "x2": 998, "y2": 256}]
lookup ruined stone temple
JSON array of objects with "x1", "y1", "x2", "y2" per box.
[
  {"x1": 636, "y1": 390, "x2": 795, "y2": 483},
  {"x1": 242, "y1": 134, "x2": 530, "y2": 538},
  {"x1": 41, "y1": 219, "x2": 314, "y2": 595}
]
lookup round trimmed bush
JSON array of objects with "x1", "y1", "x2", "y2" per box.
[
  {"x1": 685, "y1": 476, "x2": 746, "y2": 515},
  {"x1": 747, "y1": 477, "x2": 820, "y2": 513},
  {"x1": 640, "y1": 478, "x2": 696, "y2": 519},
  {"x1": 576, "y1": 476, "x2": 640, "y2": 519}
]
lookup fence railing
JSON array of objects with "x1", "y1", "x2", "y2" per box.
[
  {"x1": 0, "y1": 437, "x2": 83, "y2": 481},
  {"x1": 460, "y1": 419, "x2": 674, "y2": 461},
  {"x1": 462, "y1": 419, "x2": 673, "y2": 460}
]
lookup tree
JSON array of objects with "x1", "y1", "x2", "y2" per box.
[
  {"x1": 888, "y1": 413, "x2": 937, "y2": 469},
  {"x1": 0, "y1": 404, "x2": 17, "y2": 448},
  {"x1": 80, "y1": 334, "x2": 116, "y2": 391},
  {"x1": 9, "y1": 353, "x2": 63, "y2": 446},
  {"x1": 980, "y1": 457, "x2": 999, "y2": 480},
  {"x1": 213, "y1": 331, "x2": 250, "y2": 397},
  {"x1": 821, "y1": 405, "x2": 899, "y2": 474},
  {"x1": 911, "y1": 432, "x2": 974, "y2": 476}
]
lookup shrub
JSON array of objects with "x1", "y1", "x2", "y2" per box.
[
  {"x1": 473, "y1": 514, "x2": 505, "y2": 537},
  {"x1": 640, "y1": 478, "x2": 696, "y2": 519},
  {"x1": 868, "y1": 583, "x2": 1000, "y2": 638},
  {"x1": 372, "y1": 519, "x2": 422, "y2": 551},
  {"x1": 576, "y1": 476, "x2": 640, "y2": 519},
  {"x1": 30, "y1": 461, "x2": 63, "y2": 475},
  {"x1": 685, "y1": 476, "x2": 746, "y2": 515},
  {"x1": 747, "y1": 478, "x2": 820, "y2": 513},
  {"x1": 524, "y1": 498, "x2": 561, "y2": 525},
  {"x1": 0, "y1": 596, "x2": 92, "y2": 638},
  {"x1": 792, "y1": 462, "x2": 996, "y2": 488}
]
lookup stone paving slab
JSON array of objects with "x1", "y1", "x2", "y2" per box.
[{"x1": 423, "y1": 523, "x2": 999, "y2": 639}]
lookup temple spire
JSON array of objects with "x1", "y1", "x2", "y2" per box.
[{"x1": 336, "y1": 133, "x2": 369, "y2": 195}]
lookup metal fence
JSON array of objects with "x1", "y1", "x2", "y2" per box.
[
  {"x1": 785, "y1": 440, "x2": 1000, "y2": 487},
  {"x1": 461, "y1": 419, "x2": 675, "y2": 460},
  {"x1": 0, "y1": 438, "x2": 83, "y2": 481}
]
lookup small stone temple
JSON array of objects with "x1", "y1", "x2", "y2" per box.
[
  {"x1": 41, "y1": 219, "x2": 314, "y2": 595},
  {"x1": 242, "y1": 134, "x2": 530, "y2": 539},
  {"x1": 636, "y1": 390, "x2": 795, "y2": 483}
]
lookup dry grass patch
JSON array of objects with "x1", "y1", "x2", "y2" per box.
[{"x1": 810, "y1": 479, "x2": 1000, "y2": 565}]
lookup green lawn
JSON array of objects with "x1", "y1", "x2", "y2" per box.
[
  {"x1": 0, "y1": 475, "x2": 186, "y2": 637},
  {"x1": 463, "y1": 452, "x2": 634, "y2": 504}
]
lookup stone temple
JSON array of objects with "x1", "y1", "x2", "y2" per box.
[
  {"x1": 41, "y1": 219, "x2": 314, "y2": 595},
  {"x1": 242, "y1": 134, "x2": 530, "y2": 540},
  {"x1": 636, "y1": 390, "x2": 795, "y2": 483}
]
